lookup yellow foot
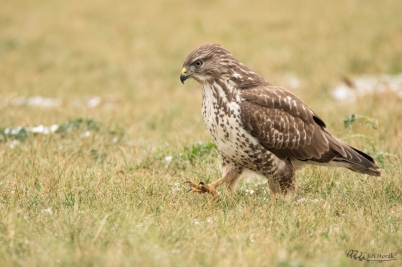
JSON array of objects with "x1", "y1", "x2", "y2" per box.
[{"x1": 184, "y1": 181, "x2": 219, "y2": 198}]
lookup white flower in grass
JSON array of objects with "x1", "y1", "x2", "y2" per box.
[
  {"x1": 80, "y1": 131, "x2": 91, "y2": 138},
  {"x1": 12, "y1": 96, "x2": 61, "y2": 108},
  {"x1": 245, "y1": 189, "x2": 255, "y2": 195},
  {"x1": 295, "y1": 198, "x2": 308, "y2": 204},
  {"x1": 28, "y1": 124, "x2": 59, "y2": 134},
  {"x1": 172, "y1": 182, "x2": 181, "y2": 193},
  {"x1": 249, "y1": 233, "x2": 255, "y2": 243},
  {"x1": 172, "y1": 189, "x2": 180, "y2": 192},
  {"x1": 87, "y1": 96, "x2": 101, "y2": 108},
  {"x1": 50, "y1": 124, "x2": 59, "y2": 132},
  {"x1": 165, "y1": 155, "x2": 173, "y2": 163},
  {"x1": 42, "y1": 208, "x2": 53, "y2": 215},
  {"x1": 27, "y1": 96, "x2": 61, "y2": 108},
  {"x1": 4, "y1": 127, "x2": 22, "y2": 135},
  {"x1": 4, "y1": 124, "x2": 60, "y2": 136},
  {"x1": 6, "y1": 140, "x2": 20, "y2": 149},
  {"x1": 194, "y1": 220, "x2": 200, "y2": 225},
  {"x1": 29, "y1": 125, "x2": 45, "y2": 133}
]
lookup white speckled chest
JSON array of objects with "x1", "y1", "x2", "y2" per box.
[{"x1": 201, "y1": 82, "x2": 260, "y2": 168}]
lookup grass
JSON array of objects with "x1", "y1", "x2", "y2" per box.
[{"x1": 1, "y1": 0, "x2": 402, "y2": 266}]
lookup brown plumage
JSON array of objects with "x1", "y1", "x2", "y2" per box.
[{"x1": 180, "y1": 44, "x2": 380, "y2": 197}]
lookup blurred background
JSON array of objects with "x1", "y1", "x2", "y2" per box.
[{"x1": 1, "y1": 0, "x2": 401, "y2": 152}]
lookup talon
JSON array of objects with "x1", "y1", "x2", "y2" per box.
[
  {"x1": 184, "y1": 179, "x2": 223, "y2": 200},
  {"x1": 184, "y1": 180, "x2": 198, "y2": 188}
]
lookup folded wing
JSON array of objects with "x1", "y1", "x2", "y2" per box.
[{"x1": 239, "y1": 85, "x2": 380, "y2": 176}]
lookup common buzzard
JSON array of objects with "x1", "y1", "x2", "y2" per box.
[{"x1": 180, "y1": 44, "x2": 380, "y2": 198}]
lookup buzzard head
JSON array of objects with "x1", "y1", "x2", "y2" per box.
[
  {"x1": 180, "y1": 44, "x2": 265, "y2": 89},
  {"x1": 180, "y1": 44, "x2": 235, "y2": 84}
]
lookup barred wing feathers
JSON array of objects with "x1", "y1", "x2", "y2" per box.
[{"x1": 239, "y1": 86, "x2": 381, "y2": 176}]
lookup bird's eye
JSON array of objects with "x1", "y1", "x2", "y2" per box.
[{"x1": 194, "y1": 60, "x2": 202, "y2": 67}]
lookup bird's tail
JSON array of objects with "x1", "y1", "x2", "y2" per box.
[
  {"x1": 306, "y1": 131, "x2": 382, "y2": 176},
  {"x1": 331, "y1": 144, "x2": 381, "y2": 176}
]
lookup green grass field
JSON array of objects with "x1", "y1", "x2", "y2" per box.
[{"x1": 1, "y1": 0, "x2": 401, "y2": 266}]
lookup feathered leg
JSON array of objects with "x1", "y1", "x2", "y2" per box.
[{"x1": 266, "y1": 158, "x2": 296, "y2": 199}]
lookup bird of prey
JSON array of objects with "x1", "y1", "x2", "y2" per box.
[{"x1": 180, "y1": 44, "x2": 381, "y2": 198}]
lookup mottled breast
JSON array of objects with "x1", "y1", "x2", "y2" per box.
[{"x1": 201, "y1": 82, "x2": 259, "y2": 168}]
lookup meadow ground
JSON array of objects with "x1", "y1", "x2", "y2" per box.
[{"x1": 1, "y1": 0, "x2": 402, "y2": 266}]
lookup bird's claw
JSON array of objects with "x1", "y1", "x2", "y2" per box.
[{"x1": 184, "y1": 180, "x2": 218, "y2": 198}]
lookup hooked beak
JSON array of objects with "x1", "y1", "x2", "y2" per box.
[{"x1": 180, "y1": 67, "x2": 189, "y2": 84}]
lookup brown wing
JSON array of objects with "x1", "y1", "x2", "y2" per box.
[{"x1": 239, "y1": 85, "x2": 347, "y2": 161}]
